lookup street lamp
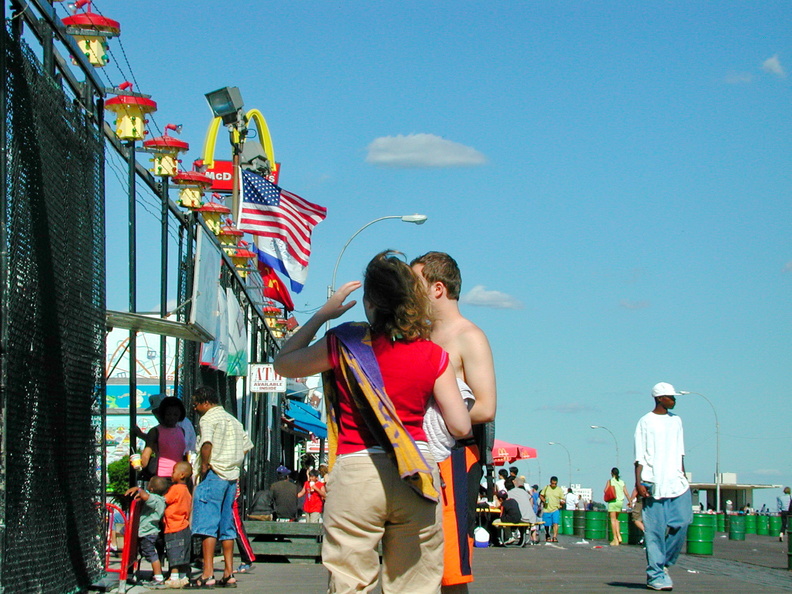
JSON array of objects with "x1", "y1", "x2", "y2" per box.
[
  {"x1": 548, "y1": 441, "x2": 572, "y2": 488},
  {"x1": 679, "y1": 390, "x2": 721, "y2": 513},
  {"x1": 590, "y1": 425, "x2": 620, "y2": 469},
  {"x1": 327, "y1": 213, "x2": 428, "y2": 303}
]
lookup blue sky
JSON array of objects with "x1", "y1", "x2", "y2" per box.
[{"x1": 90, "y1": 2, "x2": 790, "y2": 506}]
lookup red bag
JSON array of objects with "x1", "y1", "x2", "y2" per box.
[{"x1": 604, "y1": 484, "x2": 617, "y2": 502}]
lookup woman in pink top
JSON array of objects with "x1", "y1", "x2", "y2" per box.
[
  {"x1": 275, "y1": 251, "x2": 471, "y2": 594},
  {"x1": 141, "y1": 397, "x2": 187, "y2": 479}
]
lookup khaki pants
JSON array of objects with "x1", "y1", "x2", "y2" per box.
[{"x1": 322, "y1": 453, "x2": 443, "y2": 594}]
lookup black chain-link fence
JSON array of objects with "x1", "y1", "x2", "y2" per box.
[{"x1": 1, "y1": 23, "x2": 105, "y2": 594}]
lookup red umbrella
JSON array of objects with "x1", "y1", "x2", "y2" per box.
[{"x1": 492, "y1": 438, "x2": 538, "y2": 466}]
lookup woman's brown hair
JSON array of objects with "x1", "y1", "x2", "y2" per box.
[{"x1": 364, "y1": 250, "x2": 433, "y2": 341}]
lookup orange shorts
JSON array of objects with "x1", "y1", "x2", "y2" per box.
[{"x1": 439, "y1": 443, "x2": 481, "y2": 586}]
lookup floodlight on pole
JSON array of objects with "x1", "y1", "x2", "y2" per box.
[
  {"x1": 204, "y1": 86, "x2": 246, "y2": 222},
  {"x1": 590, "y1": 425, "x2": 620, "y2": 469},
  {"x1": 548, "y1": 441, "x2": 572, "y2": 488},
  {"x1": 679, "y1": 390, "x2": 721, "y2": 513},
  {"x1": 205, "y1": 86, "x2": 245, "y2": 125}
]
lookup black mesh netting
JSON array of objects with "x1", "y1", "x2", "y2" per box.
[{"x1": 1, "y1": 26, "x2": 105, "y2": 594}]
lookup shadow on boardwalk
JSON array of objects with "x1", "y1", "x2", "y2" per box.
[{"x1": 128, "y1": 532, "x2": 792, "y2": 593}]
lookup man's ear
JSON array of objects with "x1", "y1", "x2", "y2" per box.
[{"x1": 432, "y1": 281, "x2": 446, "y2": 298}]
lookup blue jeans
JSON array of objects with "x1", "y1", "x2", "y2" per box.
[
  {"x1": 642, "y1": 489, "x2": 692, "y2": 585},
  {"x1": 192, "y1": 470, "x2": 238, "y2": 541}
]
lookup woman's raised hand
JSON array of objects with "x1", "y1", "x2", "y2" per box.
[{"x1": 319, "y1": 281, "x2": 361, "y2": 321}]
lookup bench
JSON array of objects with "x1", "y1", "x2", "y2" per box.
[
  {"x1": 492, "y1": 521, "x2": 545, "y2": 547},
  {"x1": 243, "y1": 521, "x2": 323, "y2": 563}
]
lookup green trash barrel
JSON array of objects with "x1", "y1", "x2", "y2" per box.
[
  {"x1": 729, "y1": 514, "x2": 746, "y2": 541},
  {"x1": 745, "y1": 514, "x2": 757, "y2": 534},
  {"x1": 585, "y1": 510, "x2": 608, "y2": 540},
  {"x1": 607, "y1": 512, "x2": 629, "y2": 544},
  {"x1": 788, "y1": 527, "x2": 792, "y2": 570},
  {"x1": 757, "y1": 514, "x2": 769, "y2": 536},
  {"x1": 573, "y1": 510, "x2": 586, "y2": 537},
  {"x1": 724, "y1": 513, "x2": 731, "y2": 534},
  {"x1": 716, "y1": 513, "x2": 725, "y2": 533},
  {"x1": 560, "y1": 509, "x2": 574, "y2": 535},
  {"x1": 769, "y1": 514, "x2": 782, "y2": 538},
  {"x1": 686, "y1": 513, "x2": 716, "y2": 555}
]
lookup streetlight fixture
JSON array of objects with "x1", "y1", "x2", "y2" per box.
[
  {"x1": 328, "y1": 213, "x2": 428, "y2": 300},
  {"x1": 679, "y1": 390, "x2": 721, "y2": 513},
  {"x1": 548, "y1": 441, "x2": 572, "y2": 488},
  {"x1": 590, "y1": 425, "x2": 620, "y2": 469}
]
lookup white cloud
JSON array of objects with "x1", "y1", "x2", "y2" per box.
[
  {"x1": 365, "y1": 133, "x2": 487, "y2": 168},
  {"x1": 620, "y1": 299, "x2": 650, "y2": 310},
  {"x1": 783, "y1": 261, "x2": 792, "y2": 273},
  {"x1": 762, "y1": 54, "x2": 786, "y2": 78},
  {"x1": 460, "y1": 285, "x2": 523, "y2": 309},
  {"x1": 723, "y1": 72, "x2": 753, "y2": 85}
]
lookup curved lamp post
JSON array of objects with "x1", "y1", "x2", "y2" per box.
[
  {"x1": 590, "y1": 425, "x2": 620, "y2": 469},
  {"x1": 679, "y1": 390, "x2": 720, "y2": 513},
  {"x1": 326, "y1": 214, "x2": 428, "y2": 330},
  {"x1": 548, "y1": 441, "x2": 572, "y2": 488}
]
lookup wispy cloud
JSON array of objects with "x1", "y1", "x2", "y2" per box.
[
  {"x1": 460, "y1": 285, "x2": 523, "y2": 309},
  {"x1": 365, "y1": 133, "x2": 487, "y2": 168},
  {"x1": 723, "y1": 71, "x2": 753, "y2": 85},
  {"x1": 535, "y1": 402, "x2": 601, "y2": 414},
  {"x1": 783, "y1": 261, "x2": 792, "y2": 273},
  {"x1": 620, "y1": 299, "x2": 650, "y2": 310},
  {"x1": 762, "y1": 54, "x2": 786, "y2": 78},
  {"x1": 752, "y1": 468, "x2": 783, "y2": 477}
]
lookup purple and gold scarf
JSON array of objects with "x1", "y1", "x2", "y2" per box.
[{"x1": 322, "y1": 322, "x2": 438, "y2": 502}]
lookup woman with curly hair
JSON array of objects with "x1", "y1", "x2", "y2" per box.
[{"x1": 275, "y1": 250, "x2": 471, "y2": 594}]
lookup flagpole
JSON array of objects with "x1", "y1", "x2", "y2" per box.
[{"x1": 326, "y1": 214, "x2": 428, "y2": 332}]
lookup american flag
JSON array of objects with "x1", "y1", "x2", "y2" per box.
[{"x1": 238, "y1": 169, "x2": 327, "y2": 267}]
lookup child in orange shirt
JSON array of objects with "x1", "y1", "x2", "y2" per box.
[{"x1": 163, "y1": 461, "x2": 193, "y2": 588}]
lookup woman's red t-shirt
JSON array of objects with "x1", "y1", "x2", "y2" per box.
[{"x1": 328, "y1": 333, "x2": 448, "y2": 455}]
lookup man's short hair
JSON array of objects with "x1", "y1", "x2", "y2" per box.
[
  {"x1": 498, "y1": 469, "x2": 509, "y2": 478},
  {"x1": 193, "y1": 385, "x2": 219, "y2": 405},
  {"x1": 411, "y1": 251, "x2": 462, "y2": 300},
  {"x1": 550, "y1": 476, "x2": 558, "y2": 483},
  {"x1": 509, "y1": 466, "x2": 519, "y2": 475}
]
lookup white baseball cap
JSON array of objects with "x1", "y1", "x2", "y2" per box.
[{"x1": 651, "y1": 382, "x2": 680, "y2": 398}]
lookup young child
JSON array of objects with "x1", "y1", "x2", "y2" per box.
[
  {"x1": 163, "y1": 461, "x2": 193, "y2": 588},
  {"x1": 125, "y1": 476, "x2": 169, "y2": 587}
]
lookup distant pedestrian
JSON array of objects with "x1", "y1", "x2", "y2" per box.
[
  {"x1": 270, "y1": 465, "x2": 300, "y2": 521},
  {"x1": 604, "y1": 467, "x2": 630, "y2": 546},
  {"x1": 564, "y1": 488, "x2": 578, "y2": 511},
  {"x1": 634, "y1": 382, "x2": 692, "y2": 591},
  {"x1": 539, "y1": 476, "x2": 564, "y2": 542},
  {"x1": 778, "y1": 486, "x2": 791, "y2": 541}
]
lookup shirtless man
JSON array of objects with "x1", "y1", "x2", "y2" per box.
[{"x1": 412, "y1": 252, "x2": 496, "y2": 593}]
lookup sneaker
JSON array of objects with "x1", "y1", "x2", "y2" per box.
[
  {"x1": 142, "y1": 580, "x2": 166, "y2": 590},
  {"x1": 503, "y1": 537, "x2": 517, "y2": 546},
  {"x1": 646, "y1": 582, "x2": 672, "y2": 591},
  {"x1": 165, "y1": 577, "x2": 189, "y2": 589}
]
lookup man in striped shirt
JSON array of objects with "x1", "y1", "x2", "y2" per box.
[{"x1": 191, "y1": 386, "x2": 253, "y2": 588}]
